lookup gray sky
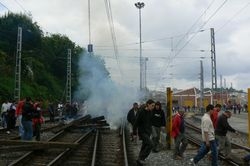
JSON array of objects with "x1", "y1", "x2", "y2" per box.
[{"x1": 1, "y1": 0, "x2": 250, "y2": 92}]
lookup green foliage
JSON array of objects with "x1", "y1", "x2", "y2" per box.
[{"x1": 0, "y1": 13, "x2": 103, "y2": 102}]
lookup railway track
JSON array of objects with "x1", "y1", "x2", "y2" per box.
[
  {"x1": 0, "y1": 116, "x2": 64, "y2": 140},
  {"x1": 185, "y1": 119, "x2": 248, "y2": 166},
  {"x1": 0, "y1": 116, "x2": 131, "y2": 166}
]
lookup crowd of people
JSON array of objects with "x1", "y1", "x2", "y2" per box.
[
  {"x1": 0, "y1": 97, "x2": 80, "y2": 141},
  {"x1": 0, "y1": 97, "x2": 44, "y2": 141},
  {"x1": 127, "y1": 100, "x2": 249, "y2": 166}
]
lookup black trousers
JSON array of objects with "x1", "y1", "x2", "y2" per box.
[
  {"x1": 33, "y1": 123, "x2": 41, "y2": 141},
  {"x1": 138, "y1": 133, "x2": 153, "y2": 160}
]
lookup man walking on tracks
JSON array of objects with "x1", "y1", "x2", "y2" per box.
[
  {"x1": 151, "y1": 101, "x2": 166, "y2": 152},
  {"x1": 215, "y1": 110, "x2": 238, "y2": 159},
  {"x1": 190, "y1": 104, "x2": 218, "y2": 166},
  {"x1": 127, "y1": 102, "x2": 139, "y2": 141},
  {"x1": 171, "y1": 109, "x2": 188, "y2": 160},
  {"x1": 133, "y1": 99, "x2": 155, "y2": 165}
]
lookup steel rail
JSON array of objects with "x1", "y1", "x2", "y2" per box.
[
  {"x1": 122, "y1": 120, "x2": 129, "y2": 166},
  {"x1": 186, "y1": 122, "x2": 241, "y2": 166},
  {"x1": 91, "y1": 129, "x2": 99, "y2": 166},
  {"x1": 47, "y1": 129, "x2": 94, "y2": 166}
]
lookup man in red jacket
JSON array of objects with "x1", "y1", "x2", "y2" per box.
[
  {"x1": 210, "y1": 104, "x2": 222, "y2": 128},
  {"x1": 171, "y1": 109, "x2": 188, "y2": 160},
  {"x1": 15, "y1": 99, "x2": 25, "y2": 137}
]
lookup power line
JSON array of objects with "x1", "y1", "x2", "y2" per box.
[
  {"x1": 174, "y1": 0, "x2": 228, "y2": 59},
  {"x1": 93, "y1": 29, "x2": 210, "y2": 48},
  {"x1": 174, "y1": 0, "x2": 216, "y2": 49},
  {"x1": 104, "y1": 0, "x2": 124, "y2": 79},
  {"x1": 0, "y1": 1, "x2": 11, "y2": 11},
  {"x1": 12, "y1": 0, "x2": 29, "y2": 15},
  {"x1": 216, "y1": 2, "x2": 250, "y2": 33},
  {"x1": 153, "y1": 0, "x2": 228, "y2": 91}
]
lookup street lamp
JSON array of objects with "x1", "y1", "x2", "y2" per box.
[
  {"x1": 144, "y1": 57, "x2": 148, "y2": 90},
  {"x1": 135, "y1": 2, "x2": 145, "y2": 91}
]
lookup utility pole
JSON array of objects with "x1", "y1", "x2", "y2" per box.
[
  {"x1": 14, "y1": 26, "x2": 22, "y2": 101},
  {"x1": 144, "y1": 57, "x2": 148, "y2": 90},
  {"x1": 135, "y1": 2, "x2": 145, "y2": 91},
  {"x1": 210, "y1": 28, "x2": 217, "y2": 104},
  {"x1": 88, "y1": 0, "x2": 93, "y2": 54},
  {"x1": 200, "y1": 60, "x2": 204, "y2": 112},
  {"x1": 66, "y1": 49, "x2": 71, "y2": 104},
  {"x1": 220, "y1": 75, "x2": 223, "y2": 105}
]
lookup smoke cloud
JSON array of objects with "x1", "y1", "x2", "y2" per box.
[{"x1": 74, "y1": 52, "x2": 141, "y2": 129}]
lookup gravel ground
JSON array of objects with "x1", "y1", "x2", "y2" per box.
[{"x1": 131, "y1": 134, "x2": 235, "y2": 166}]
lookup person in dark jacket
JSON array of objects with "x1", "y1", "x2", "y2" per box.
[
  {"x1": 127, "y1": 102, "x2": 139, "y2": 141},
  {"x1": 243, "y1": 154, "x2": 250, "y2": 165},
  {"x1": 151, "y1": 101, "x2": 166, "y2": 152},
  {"x1": 133, "y1": 99, "x2": 155, "y2": 165},
  {"x1": 48, "y1": 102, "x2": 55, "y2": 122},
  {"x1": 21, "y1": 97, "x2": 35, "y2": 140},
  {"x1": 215, "y1": 110, "x2": 238, "y2": 159}
]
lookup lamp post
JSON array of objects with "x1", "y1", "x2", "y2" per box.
[
  {"x1": 135, "y1": 2, "x2": 145, "y2": 91},
  {"x1": 144, "y1": 57, "x2": 148, "y2": 90}
]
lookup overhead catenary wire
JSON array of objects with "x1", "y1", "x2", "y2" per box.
[
  {"x1": 104, "y1": 0, "x2": 124, "y2": 79},
  {"x1": 0, "y1": 1, "x2": 11, "y2": 11},
  {"x1": 12, "y1": 0, "x2": 29, "y2": 15},
  {"x1": 173, "y1": 0, "x2": 216, "y2": 50},
  {"x1": 173, "y1": 0, "x2": 228, "y2": 59},
  {"x1": 94, "y1": 29, "x2": 210, "y2": 48},
  {"x1": 216, "y1": 2, "x2": 250, "y2": 33},
  {"x1": 153, "y1": 0, "x2": 229, "y2": 91}
]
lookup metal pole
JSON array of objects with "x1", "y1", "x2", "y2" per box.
[
  {"x1": 166, "y1": 87, "x2": 172, "y2": 149},
  {"x1": 145, "y1": 57, "x2": 148, "y2": 90},
  {"x1": 135, "y1": 2, "x2": 145, "y2": 91},
  {"x1": 248, "y1": 88, "x2": 250, "y2": 146},
  {"x1": 14, "y1": 26, "x2": 22, "y2": 101},
  {"x1": 66, "y1": 49, "x2": 72, "y2": 104},
  {"x1": 200, "y1": 60, "x2": 204, "y2": 112},
  {"x1": 139, "y1": 8, "x2": 142, "y2": 91},
  {"x1": 210, "y1": 28, "x2": 217, "y2": 104},
  {"x1": 87, "y1": 0, "x2": 93, "y2": 54}
]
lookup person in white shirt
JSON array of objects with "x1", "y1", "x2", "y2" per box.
[
  {"x1": 190, "y1": 104, "x2": 218, "y2": 166},
  {"x1": 1, "y1": 100, "x2": 10, "y2": 128}
]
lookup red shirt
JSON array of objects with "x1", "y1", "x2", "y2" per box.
[
  {"x1": 15, "y1": 100, "x2": 24, "y2": 117},
  {"x1": 211, "y1": 108, "x2": 220, "y2": 128},
  {"x1": 171, "y1": 113, "x2": 183, "y2": 138}
]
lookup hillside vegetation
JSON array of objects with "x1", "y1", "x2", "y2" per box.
[{"x1": 0, "y1": 13, "x2": 109, "y2": 102}]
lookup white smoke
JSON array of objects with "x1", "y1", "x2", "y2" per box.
[{"x1": 74, "y1": 52, "x2": 141, "y2": 129}]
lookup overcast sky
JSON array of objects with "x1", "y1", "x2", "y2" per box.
[{"x1": 1, "y1": 0, "x2": 250, "y2": 92}]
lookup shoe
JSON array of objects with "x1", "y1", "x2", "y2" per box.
[
  {"x1": 152, "y1": 149, "x2": 159, "y2": 153},
  {"x1": 225, "y1": 155, "x2": 232, "y2": 160},
  {"x1": 190, "y1": 158, "x2": 197, "y2": 166},
  {"x1": 136, "y1": 159, "x2": 146, "y2": 164},
  {"x1": 174, "y1": 155, "x2": 183, "y2": 160}
]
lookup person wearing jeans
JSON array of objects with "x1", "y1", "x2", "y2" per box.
[
  {"x1": 21, "y1": 97, "x2": 34, "y2": 141},
  {"x1": 16, "y1": 99, "x2": 25, "y2": 137},
  {"x1": 190, "y1": 104, "x2": 218, "y2": 166}
]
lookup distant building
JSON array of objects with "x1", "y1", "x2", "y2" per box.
[
  {"x1": 172, "y1": 87, "x2": 231, "y2": 109},
  {"x1": 151, "y1": 87, "x2": 247, "y2": 110}
]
